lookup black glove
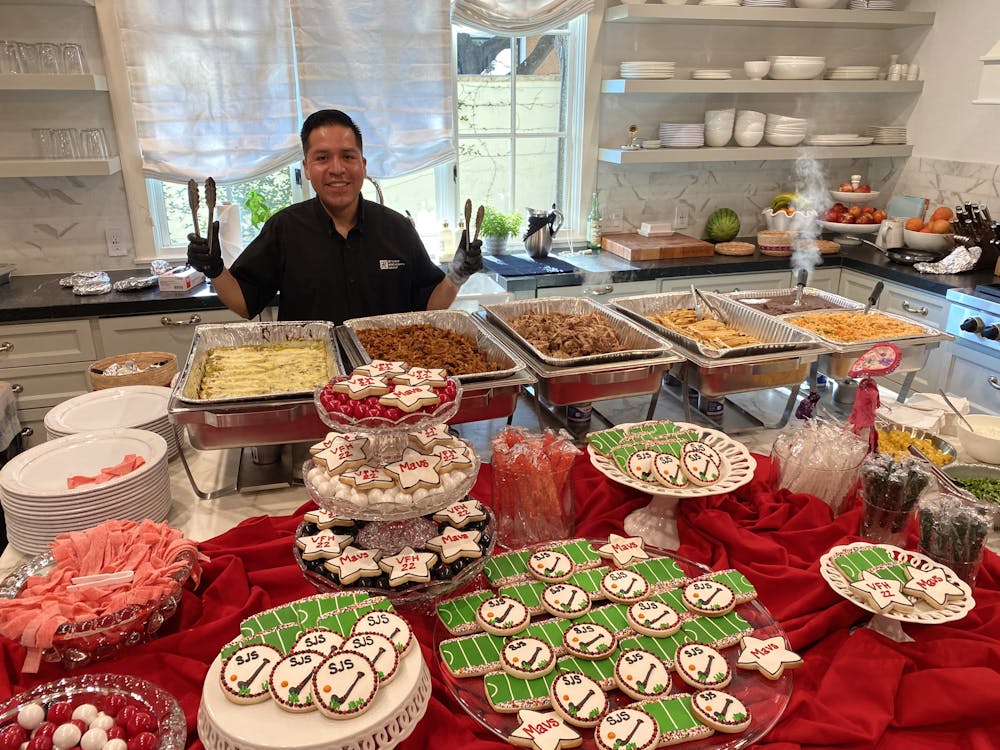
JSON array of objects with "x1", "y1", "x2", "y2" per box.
[
  {"x1": 186, "y1": 220, "x2": 224, "y2": 278},
  {"x1": 447, "y1": 229, "x2": 483, "y2": 287}
]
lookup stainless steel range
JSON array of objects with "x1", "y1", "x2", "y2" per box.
[{"x1": 945, "y1": 285, "x2": 1000, "y2": 408}]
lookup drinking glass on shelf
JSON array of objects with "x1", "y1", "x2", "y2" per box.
[
  {"x1": 52, "y1": 128, "x2": 79, "y2": 158},
  {"x1": 61, "y1": 43, "x2": 86, "y2": 75},
  {"x1": 79, "y1": 128, "x2": 109, "y2": 159},
  {"x1": 0, "y1": 41, "x2": 22, "y2": 74},
  {"x1": 16, "y1": 43, "x2": 39, "y2": 74},
  {"x1": 36, "y1": 43, "x2": 61, "y2": 74},
  {"x1": 32, "y1": 129, "x2": 54, "y2": 158}
]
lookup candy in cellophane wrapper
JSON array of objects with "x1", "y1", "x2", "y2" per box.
[{"x1": 491, "y1": 427, "x2": 581, "y2": 548}]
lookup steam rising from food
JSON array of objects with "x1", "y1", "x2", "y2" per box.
[{"x1": 791, "y1": 155, "x2": 830, "y2": 277}]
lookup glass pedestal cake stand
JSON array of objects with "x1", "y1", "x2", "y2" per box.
[{"x1": 587, "y1": 422, "x2": 756, "y2": 549}]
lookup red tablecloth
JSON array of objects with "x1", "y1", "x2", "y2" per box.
[{"x1": 3, "y1": 453, "x2": 1000, "y2": 749}]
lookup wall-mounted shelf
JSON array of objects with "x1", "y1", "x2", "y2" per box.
[
  {"x1": 0, "y1": 0, "x2": 92, "y2": 5},
  {"x1": 602, "y1": 79, "x2": 923, "y2": 94},
  {"x1": 598, "y1": 145, "x2": 912, "y2": 165},
  {"x1": 0, "y1": 74, "x2": 108, "y2": 92},
  {"x1": 604, "y1": 5, "x2": 934, "y2": 29},
  {"x1": 0, "y1": 156, "x2": 121, "y2": 177}
]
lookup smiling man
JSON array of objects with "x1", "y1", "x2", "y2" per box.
[{"x1": 187, "y1": 109, "x2": 482, "y2": 323}]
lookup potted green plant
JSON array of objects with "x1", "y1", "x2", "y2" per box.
[{"x1": 479, "y1": 206, "x2": 523, "y2": 256}]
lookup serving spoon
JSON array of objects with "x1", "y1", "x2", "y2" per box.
[{"x1": 938, "y1": 389, "x2": 976, "y2": 433}]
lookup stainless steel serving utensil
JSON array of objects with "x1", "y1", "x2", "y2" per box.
[
  {"x1": 907, "y1": 444, "x2": 977, "y2": 501},
  {"x1": 187, "y1": 179, "x2": 200, "y2": 237},
  {"x1": 690, "y1": 284, "x2": 702, "y2": 320},
  {"x1": 938, "y1": 388, "x2": 976, "y2": 433},
  {"x1": 863, "y1": 280, "x2": 884, "y2": 314},
  {"x1": 793, "y1": 268, "x2": 808, "y2": 307},
  {"x1": 473, "y1": 204, "x2": 485, "y2": 244},
  {"x1": 204, "y1": 176, "x2": 217, "y2": 257},
  {"x1": 464, "y1": 199, "x2": 473, "y2": 253}
]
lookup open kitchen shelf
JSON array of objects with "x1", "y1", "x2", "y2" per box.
[
  {"x1": 602, "y1": 79, "x2": 923, "y2": 95},
  {"x1": 0, "y1": 0, "x2": 92, "y2": 4},
  {"x1": 598, "y1": 144, "x2": 912, "y2": 164},
  {"x1": 0, "y1": 156, "x2": 121, "y2": 177},
  {"x1": 604, "y1": 5, "x2": 934, "y2": 29},
  {"x1": 0, "y1": 74, "x2": 108, "y2": 92}
]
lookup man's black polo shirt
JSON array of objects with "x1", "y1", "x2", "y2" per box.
[{"x1": 230, "y1": 197, "x2": 445, "y2": 323}]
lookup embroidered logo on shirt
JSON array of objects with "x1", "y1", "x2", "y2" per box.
[{"x1": 379, "y1": 259, "x2": 405, "y2": 270}]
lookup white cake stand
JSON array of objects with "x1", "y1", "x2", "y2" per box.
[{"x1": 588, "y1": 422, "x2": 756, "y2": 550}]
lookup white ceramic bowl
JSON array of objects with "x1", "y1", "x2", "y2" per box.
[
  {"x1": 662, "y1": 0, "x2": 689, "y2": 5},
  {"x1": 744, "y1": 61, "x2": 771, "y2": 80},
  {"x1": 830, "y1": 190, "x2": 881, "y2": 203},
  {"x1": 818, "y1": 219, "x2": 880, "y2": 235},
  {"x1": 768, "y1": 60, "x2": 826, "y2": 80},
  {"x1": 620, "y1": 0, "x2": 648, "y2": 5},
  {"x1": 957, "y1": 414, "x2": 1000, "y2": 465},
  {"x1": 762, "y1": 208, "x2": 818, "y2": 232},
  {"x1": 764, "y1": 132, "x2": 806, "y2": 147},
  {"x1": 903, "y1": 229, "x2": 955, "y2": 252},
  {"x1": 766, "y1": 113, "x2": 808, "y2": 126},
  {"x1": 795, "y1": 0, "x2": 841, "y2": 7},
  {"x1": 734, "y1": 129, "x2": 765, "y2": 147}
]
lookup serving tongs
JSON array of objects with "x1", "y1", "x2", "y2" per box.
[
  {"x1": 186, "y1": 176, "x2": 217, "y2": 268},
  {"x1": 690, "y1": 285, "x2": 720, "y2": 321},
  {"x1": 907, "y1": 444, "x2": 977, "y2": 502},
  {"x1": 462, "y1": 198, "x2": 485, "y2": 259}
]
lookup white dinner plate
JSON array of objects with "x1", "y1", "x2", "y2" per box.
[{"x1": 44, "y1": 386, "x2": 169, "y2": 433}]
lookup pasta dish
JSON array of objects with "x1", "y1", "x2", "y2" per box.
[
  {"x1": 788, "y1": 312, "x2": 924, "y2": 343},
  {"x1": 198, "y1": 340, "x2": 330, "y2": 399},
  {"x1": 648, "y1": 308, "x2": 761, "y2": 349}
]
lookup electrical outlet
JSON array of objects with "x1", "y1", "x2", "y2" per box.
[
  {"x1": 674, "y1": 205, "x2": 690, "y2": 230},
  {"x1": 106, "y1": 227, "x2": 128, "y2": 257},
  {"x1": 605, "y1": 208, "x2": 624, "y2": 233}
]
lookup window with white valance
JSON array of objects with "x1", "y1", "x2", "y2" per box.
[{"x1": 451, "y1": 0, "x2": 595, "y2": 36}]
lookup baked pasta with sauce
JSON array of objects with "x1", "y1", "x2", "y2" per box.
[{"x1": 198, "y1": 340, "x2": 329, "y2": 399}]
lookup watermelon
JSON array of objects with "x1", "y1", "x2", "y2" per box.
[{"x1": 705, "y1": 208, "x2": 741, "y2": 242}]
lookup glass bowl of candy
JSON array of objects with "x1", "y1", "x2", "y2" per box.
[
  {"x1": 314, "y1": 377, "x2": 462, "y2": 435},
  {"x1": 0, "y1": 549, "x2": 198, "y2": 670},
  {"x1": 0, "y1": 673, "x2": 186, "y2": 750}
]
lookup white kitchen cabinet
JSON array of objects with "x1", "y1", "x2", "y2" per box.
[
  {"x1": 881, "y1": 283, "x2": 950, "y2": 330},
  {"x1": 0, "y1": 319, "x2": 96, "y2": 368},
  {"x1": 659, "y1": 270, "x2": 791, "y2": 294},
  {"x1": 805, "y1": 267, "x2": 840, "y2": 293},
  {"x1": 537, "y1": 279, "x2": 659, "y2": 303},
  {"x1": 837, "y1": 268, "x2": 880, "y2": 304},
  {"x1": 939, "y1": 341, "x2": 1000, "y2": 416},
  {"x1": 0, "y1": 361, "x2": 91, "y2": 411},
  {"x1": 15, "y1": 407, "x2": 48, "y2": 450},
  {"x1": 98, "y1": 309, "x2": 246, "y2": 362}
]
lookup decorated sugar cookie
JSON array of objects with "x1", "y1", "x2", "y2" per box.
[
  {"x1": 476, "y1": 596, "x2": 531, "y2": 636},
  {"x1": 409, "y1": 424, "x2": 453, "y2": 451},
  {"x1": 901, "y1": 564, "x2": 966, "y2": 608},
  {"x1": 680, "y1": 449, "x2": 722, "y2": 487},
  {"x1": 385, "y1": 448, "x2": 443, "y2": 492},
  {"x1": 431, "y1": 442, "x2": 474, "y2": 473},
  {"x1": 351, "y1": 610, "x2": 415, "y2": 656},
  {"x1": 379, "y1": 384, "x2": 439, "y2": 413},
  {"x1": 614, "y1": 649, "x2": 672, "y2": 701},
  {"x1": 626, "y1": 450, "x2": 658, "y2": 483},
  {"x1": 509, "y1": 709, "x2": 582, "y2": 750},
  {"x1": 393, "y1": 367, "x2": 448, "y2": 388},
  {"x1": 426, "y1": 526, "x2": 483, "y2": 564},
  {"x1": 598, "y1": 534, "x2": 649, "y2": 567},
  {"x1": 342, "y1": 632, "x2": 400, "y2": 684},
  {"x1": 675, "y1": 642, "x2": 731, "y2": 689},
  {"x1": 313, "y1": 435, "x2": 370, "y2": 476},
  {"x1": 627, "y1": 599, "x2": 682, "y2": 637},
  {"x1": 332, "y1": 374, "x2": 391, "y2": 400},
  {"x1": 268, "y1": 649, "x2": 325, "y2": 712},
  {"x1": 302, "y1": 507, "x2": 354, "y2": 530},
  {"x1": 848, "y1": 570, "x2": 914, "y2": 614},
  {"x1": 652, "y1": 453, "x2": 689, "y2": 490},
  {"x1": 594, "y1": 708, "x2": 660, "y2": 750},
  {"x1": 432, "y1": 499, "x2": 486, "y2": 528},
  {"x1": 690, "y1": 689, "x2": 752, "y2": 733},
  {"x1": 683, "y1": 580, "x2": 736, "y2": 616},
  {"x1": 736, "y1": 635, "x2": 803, "y2": 680},
  {"x1": 324, "y1": 546, "x2": 383, "y2": 585},
  {"x1": 562, "y1": 622, "x2": 616, "y2": 661},
  {"x1": 312, "y1": 651, "x2": 380, "y2": 720},
  {"x1": 296, "y1": 531, "x2": 354, "y2": 561},
  {"x1": 219, "y1": 644, "x2": 282, "y2": 704},
  {"x1": 549, "y1": 671, "x2": 608, "y2": 728},
  {"x1": 309, "y1": 432, "x2": 352, "y2": 456},
  {"x1": 353, "y1": 360, "x2": 408, "y2": 379},
  {"x1": 291, "y1": 627, "x2": 344, "y2": 657},
  {"x1": 600, "y1": 568, "x2": 650, "y2": 604},
  {"x1": 338, "y1": 465, "x2": 395, "y2": 490},
  {"x1": 501, "y1": 637, "x2": 556, "y2": 680},
  {"x1": 528, "y1": 550, "x2": 574, "y2": 583},
  {"x1": 378, "y1": 546, "x2": 437, "y2": 587},
  {"x1": 684, "y1": 440, "x2": 722, "y2": 467},
  {"x1": 541, "y1": 583, "x2": 592, "y2": 619}
]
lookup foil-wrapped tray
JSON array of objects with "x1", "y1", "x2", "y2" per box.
[
  {"x1": 609, "y1": 291, "x2": 821, "y2": 359},
  {"x1": 482, "y1": 296, "x2": 672, "y2": 367},
  {"x1": 780, "y1": 308, "x2": 950, "y2": 351},
  {"x1": 342, "y1": 309, "x2": 525, "y2": 382},
  {"x1": 725, "y1": 287, "x2": 864, "y2": 316},
  {"x1": 174, "y1": 321, "x2": 342, "y2": 405}
]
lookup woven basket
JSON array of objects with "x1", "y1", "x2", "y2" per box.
[{"x1": 89, "y1": 351, "x2": 177, "y2": 391}]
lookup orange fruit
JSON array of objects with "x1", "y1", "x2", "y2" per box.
[
  {"x1": 930, "y1": 206, "x2": 955, "y2": 222},
  {"x1": 930, "y1": 219, "x2": 952, "y2": 234},
  {"x1": 904, "y1": 217, "x2": 924, "y2": 231},
  {"x1": 919, "y1": 226, "x2": 934, "y2": 233}
]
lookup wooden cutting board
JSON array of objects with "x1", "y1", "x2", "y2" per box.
[{"x1": 601, "y1": 232, "x2": 715, "y2": 261}]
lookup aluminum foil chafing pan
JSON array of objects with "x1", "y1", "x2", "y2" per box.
[
  {"x1": 780, "y1": 308, "x2": 949, "y2": 350},
  {"x1": 609, "y1": 291, "x2": 820, "y2": 359},
  {"x1": 482, "y1": 296, "x2": 672, "y2": 367},
  {"x1": 175, "y1": 321, "x2": 342, "y2": 405},
  {"x1": 725, "y1": 287, "x2": 864, "y2": 316},
  {"x1": 342, "y1": 309, "x2": 524, "y2": 383}
]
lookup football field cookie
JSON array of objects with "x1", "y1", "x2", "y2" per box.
[
  {"x1": 626, "y1": 600, "x2": 681, "y2": 637},
  {"x1": 614, "y1": 648, "x2": 672, "y2": 701},
  {"x1": 690, "y1": 689, "x2": 751, "y2": 733},
  {"x1": 675, "y1": 642, "x2": 731, "y2": 689},
  {"x1": 501, "y1": 637, "x2": 556, "y2": 680},
  {"x1": 594, "y1": 708, "x2": 660, "y2": 750},
  {"x1": 549, "y1": 671, "x2": 608, "y2": 728},
  {"x1": 476, "y1": 596, "x2": 531, "y2": 636}
]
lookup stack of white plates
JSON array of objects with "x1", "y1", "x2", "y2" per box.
[
  {"x1": 44, "y1": 385, "x2": 179, "y2": 460},
  {"x1": 805, "y1": 133, "x2": 876, "y2": 146},
  {"x1": 764, "y1": 113, "x2": 808, "y2": 146},
  {"x1": 700, "y1": 0, "x2": 741, "y2": 5},
  {"x1": 866, "y1": 125, "x2": 907, "y2": 144},
  {"x1": 849, "y1": 0, "x2": 895, "y2": 8},
  {"x1": 620, "y1": 61, "x2": 676, "y2": 79},
  {"x1": 0, "y1": 429, "x2": 171, "y2": 555},
  {"x1": 743, "y1": 0, "x2": 792, "y2": 6},
  {"x1": 692, "y1": 69, "x2": 733, "y2": 80},
  {"x1": 826, "y1": 66, "x2": 880, "y2": 80},
  {"x1": 658, "y1": 123, "x2": 706, "y2": 148}
]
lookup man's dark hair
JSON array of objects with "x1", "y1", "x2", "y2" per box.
[{"x1": 300, "y1": 110, "x2": 363, "y2": 155}]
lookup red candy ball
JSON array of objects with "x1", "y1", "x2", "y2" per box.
[
  {"x1": 46, "y1": 704, "x2": 73, "y2": 726},
  {"x1": 125, "y1": 712, "x2": 156, "y2": 738},
  {"x1": 26, "y1": 736, "x2": 53, "y2": 750},
  {"x1": 103, "y1": 694, "x2": 127, "y2": 718},
  {"x1": 0, "y1": 724, "x2": 28, "y2": 750},
  {"x1": 105, "y1": 726, "x2": 127, "y2": 741},
  {"x1": 69, "y1": 719, "x2": 87, "y2": 734},
  {"x1": 32, "y1": 723, "x2": 56, "y2": 740},
  {"x1": 126, "y1": 731, "x2": 158, "y2": 750}
]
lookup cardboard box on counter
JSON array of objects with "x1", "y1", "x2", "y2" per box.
[{"x1": 157, "y1": 266, "x2": 205, "y2": 292}]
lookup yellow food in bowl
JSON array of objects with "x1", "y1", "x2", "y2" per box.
[{"x1": 877, "y1": 428, "x2": 954, "y2": 466}]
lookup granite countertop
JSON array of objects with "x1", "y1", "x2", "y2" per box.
[{"x1": 0, "y1": 245, "x2": 995, "y2": 324}]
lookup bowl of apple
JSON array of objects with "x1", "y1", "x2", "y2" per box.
[
  {"x1": 830, "y1": 184, "x2": 880, "y2": 204},
  {"x1": 818, "y1": 203, "x2": 885, "y2": 236}
]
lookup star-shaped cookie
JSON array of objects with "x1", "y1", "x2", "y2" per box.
[
  {"x1": 302, "y1": 507, "x2": 355, "y2": 529},
  {"x1": 393, "y1": 367, "x2": 448, "y2": 388},
  {"x1": 338, "y1": 465, "x2": 395, "y2": 489},
  {"x1": 409, "y1": 424, "x2": 453, "y2": 450},
  {"x1": 353, "y1": 360, "x2": 408, "y2": 379},
  {"x1": 426, "y1": 526, "x2": 482, "y2": 564},
  {"x1": 509, "y1": 709, "x2": 581, "y2": 750},
  {"x1": 736, "y1": 635, "x2": 803, "y2": 680},
  {"x1": 598, "y1": 534, "x2": 649, "y2": 566},
  {"x1": 313, "y1": 435, "x2": 370, "y2": 475},
  {"x1": 379, "y1": 546, "x2": 438, "y2": 586},
  {"x1": 432, "y1": 499, "x2": 487, "y2": 528},
  {"x1": 379, "y1": 385, "x2": 440, "y2": 412},
  {"x1": 332, "y1": 373, "x2": 390, "y2": 399},
  {"x1": 385, "y1": 448, "x2": 443, "y2": 491},
  {"x1": 848, "y1": 569, "x2": 913, "y2": 613},
  {"x1": 901, "y1": 564, "x2": 966, "y2": 607},
  {"x1": 324, "y1": 546, "x2": 382, "y2": 584},
  {"x1": 431, "y1": 442, "x2": 474, "y2": 471},
  {"x1": 295, "y1": 531, "x2": 355, "y2": 560}
]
